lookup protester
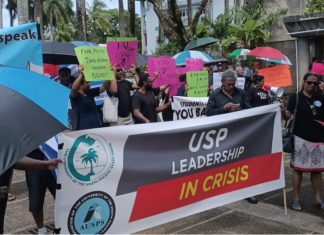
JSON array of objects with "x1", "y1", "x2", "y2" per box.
[
  {"x1": 241, "y1": 60, "x2": 251, "y2": 77},
  {"x1": 247, "y1": 75, "x2": 270, "y2": 107},
  {"x1": 0, "y1": 157, "x2": 62, "y2": 234},
  {"x1": 57, "y1": 66, "x2": 71, "y2": 88},
  {"x1": 176, "y1": 74, "x2": 188, "y2": 96},
  {"x1": 132, "y1": 74, "x2": 170, "y2": 124},
  {"x1": 161, "y1": 88, "x2": 173, "y2": 122},
  {"x1": 236, "y1": 66, "x2": 252, "y2": 93},
  {"x1": 281, "y1": 72, "x2": 324, "y2": 211},
  {"x1": 216, "y1": 62, "x2": 224, "y2": 72},
  {"x1": 7, "y1": 174, "x2": 15, "y2": 201},
  {"x1": 108, "y1": 63, "x2": 140, "y2": 126},
  {"x1": 144, "y1": 65, "x2": 148, "y2": 74},
  {"x1": 70, "y1": 64, "x2": 117, "y2": 130}
]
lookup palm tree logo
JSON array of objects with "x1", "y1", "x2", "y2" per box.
[{"x1": 81, "y1": 148, "x2": 99, "y2": 176}]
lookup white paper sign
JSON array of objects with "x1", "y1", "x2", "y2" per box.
[
  {"x1": 213, "y1": 72, "x2": 223, "y2": 90},
  {"x1": 171, "y1": 96, "x2": 208, "y2": 120}
]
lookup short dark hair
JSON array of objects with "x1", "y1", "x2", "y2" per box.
[
  {"x1": 59, "y1": 67, "x2": 71, "y2": 74},
  {"x1": 312, "y1": 57, "x2": 318, "y2": 62},
  {"x1": 179, "y1": 74, "x2": 186, "y2": 82},
  {"x1": 303, "y1": 72, "x2": 319, "y2": 81},
  {"x1": 138, "y1": 73, "x2": 149, "y2": 87},
  {"x1": 252, "y1": 75, "x2": 264, "y2": 84}
]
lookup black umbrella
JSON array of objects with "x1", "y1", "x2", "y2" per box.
[
  {"x1": 210, "y1": 53, "x2": 228, "y2": 63},
  {"x1": 42, "y1": 41, "x2": 79, "y2": 65}
]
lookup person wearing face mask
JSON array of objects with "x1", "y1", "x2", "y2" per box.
[
  {"x1": 132, "y1": 74, "x2": 170, "y2": 124},
  {"x1": 70, "y1": 65, "x2": 117, "y2": 130}
]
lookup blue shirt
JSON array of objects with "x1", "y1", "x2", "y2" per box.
[{"x1": 70, "y1": 87, "x2": 100, "y2": 130}]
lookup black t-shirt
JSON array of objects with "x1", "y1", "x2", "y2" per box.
[
  {"x1": 247, "y1": 87, "x2": 269, "y2": 107},
  {"x1": 0, "y1": 166, "x2": 14, "y2": 234},
  {"x1": 176, "y1": 84, "x2": 186, "y2": 96},
  {"x1": 108, "y1": 80, "x2": 134, "y2": 118},
  {"x1": 161, "y1": 92, "x2": 173, "y2": 122},
  {"x1": 287, "y1": 92, "x2": 324, "y2": 142},
  {"x1": 132, "y1": 88, "x2": 160, "y2": 124}
]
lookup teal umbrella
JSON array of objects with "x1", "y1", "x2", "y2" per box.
[{"x1": 184, "y1": 37, "x2": 219, "y2": 51}]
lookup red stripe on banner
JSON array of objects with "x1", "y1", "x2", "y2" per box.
[{"x1": 129, "y1": 152, "x2": 282, "y2": 222}]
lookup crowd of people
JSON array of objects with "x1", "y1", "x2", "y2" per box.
[{"x1": 0, "y1": 58, "x2": 324, "y2": 235}]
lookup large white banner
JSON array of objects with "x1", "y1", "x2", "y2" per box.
[
  {"x1": 55, "y1": 104, "x2": 284, "y2": 234},
  {"x1": 171, "y1": 96, "x2": 208, "y2": 120}
]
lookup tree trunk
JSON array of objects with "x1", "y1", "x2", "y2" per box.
[
  {"x1": 50, "y1": 23, "x2": 54, "y2": 41},
  {"x1": 205, "y1": 0, "x2": 211, "y2": 21},
  {"x1": 76, "y1": 0, "x2": 87, "y2": 41},
  {"x1": 190, "y1": 0, "x2": 209, "y2": 36},
  {"x1": 34, "y1": 0, "x2": 43, "y2": 39},
  {"x1": 17, "y1": 0, "x2": 29, "y2": 25},
  {"x1": 158, "y1": 0, "x2": 164, "y2": 44},
  {"x1": 225, "y1": 0, "x2": 229, "y2": 10},
  {"x1": 9, "y1": 10, "x2": 14, "y2": 26},
  {"x1": 187, "y1": 0, "x2": 192, "y2": 26},
  {"x1": 119, "y1": 0, "x2": 126, "y2": 37},
  {"x1": 0, "y1": 1, "x2": 3, "y2": 28},
  {"x1": 128, "y1": 0, "x2": 136, "y2": 37}
]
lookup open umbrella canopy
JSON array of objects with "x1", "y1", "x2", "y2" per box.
[
  {"x1": 172, "y1": 51, "x2": 215, "y2": 66},
  {"x1": 184, "y1": 37, "x2": 219, "y2": 51},
  {"x1": 228, "y1": 49, "x2": 256, "y2": 60},
  {"x1": 257, "y1": 55, "x2": 292, "y2": 65},
  {"x1": 210, "y1": 53, "x2": 228, "y2": 63},
  {"x1": 247, "y1": 47, "x2": 286, "y2": 60},
  {"x1": 0, "y1": 66, "x2": 70, "y2": 174}
]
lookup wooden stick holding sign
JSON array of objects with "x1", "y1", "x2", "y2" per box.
[{"x1": 74, "y1": 46, "x2": 114, "y2": 81}]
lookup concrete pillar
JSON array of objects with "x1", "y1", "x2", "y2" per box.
[
  {"x1": 297, "y1": 38, "x2": 310, "y2": 90},
  {"x1": 140, "y1": 1, "x2": 146, "y2": 54},
  {"x1": 17, "y1": 0, "x2": 29, "y2": 25}
]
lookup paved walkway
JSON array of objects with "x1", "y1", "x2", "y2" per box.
[{"x1": 5, "y1": 159, "x2": 324, "y2": 234}]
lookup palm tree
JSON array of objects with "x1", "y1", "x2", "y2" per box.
[
  {"x1": 118, "y1": 0, "x2": 125, "y2": 37},
  {"x1": 34, "y1": 0, "x2": 43, "y2": 38},
  {"x1": 76, "y1": 0, "x2": 87, "y2": 40},
  {"x1": 187, "y1": 0, "x2": 192, "y2": 26},
  {"x1": 0, "y1": 0, "x2": 3, "y2": 28},
  {"x1": 6, "y1": 0, "x2": 17, "y2": 26},
  {"x1": 128, "y1": 0, "x2": 135, "y2": 36},
  {"x1": 53, "y1": 18, "x2": 75, "y2": 42},
  {"x1": 81, "y1": 148, "x2": 99, "y2": 176},
  {"x1": 86, "y1": 0, "x2": 110, "y2": 42},
  {"x1": 42, "y1": 0, "x2": 71, "y2": 41},
  {"x1": 17, "y1": 0, "x2": 29, "y2": 24}
]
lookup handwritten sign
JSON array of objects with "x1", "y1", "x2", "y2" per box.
[
  {"x1": 75, "y1": 46, "x2": 114, "y2": 81},
  {"x1": 148, "y1": 56, "x2": 168, "y2": 80},
  {"x1": 107, "y1": 40, "x2": 138, "y2": 69},
  {"x1": 186, "y1": 71, "x2": 208, "y2": 97},
  {"x1": 213, "y1": 72, "x2": 223, "y2": 90},
  {"x1": 176, "y1": 67, "x2": 187, "y2": 75},
  {"x1": 186, "y1": 58, "x2": 203, "y2": 72},
  {"x1": 311, "y1": 62, "x2": 324, "y2": 75},
  {"x1": 258, "y1": 65, "x2": 292, "y2": 87},
  {"x1": 169, "y1": 81, "x2": 184, "y2": 97},
  {"x1": 154, "y1": 58, "x2": 177, "y2": 86},
  {"x1": 107, "y1": 37, "x2": 137, "y2": 41}
]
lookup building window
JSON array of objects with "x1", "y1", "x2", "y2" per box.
[
  {"x1": 182, "y1": 10, "x2": 186, "y2": 17},
  {"x1": 155, "y1": 26, "x2": 159, "y2": 31}
]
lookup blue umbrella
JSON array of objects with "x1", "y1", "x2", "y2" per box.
[
  {"x1": 172, "y1": 50, "x2": 215, "y2": 66},
  {"x1": 0, "y1": 66, "x2": 70, "y2": 174}
]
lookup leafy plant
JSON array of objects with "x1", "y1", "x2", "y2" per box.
[{"x1": 302, "y1": 0, "x2": 324, "y2": 14}]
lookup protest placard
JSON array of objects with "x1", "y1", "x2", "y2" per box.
[
  {"x1": 257, "y1": 65, "x2": 292, "y2": 87},
  {"x1": 75, "y1": 46, "x2": 114, "y2": 82},
  {"x1": 213, "y1": 72, "x2": 223, "y2": 90},
  {"x1": 154, "y1": 58, "x2": 177, "y2": 86},
  {"x1": 186, "y1": 58, "x2": 204, "y2": 72},
  {"x1": 236, "y1": 77, "x2": 246, "y2": 90},
  {"x1": 176, "y1": 67, "x2": 188, "y2": 75},
  {"x1": 187, "y1": 71, "x2": 208, "y2": 97},
  {"x1": 169, "y1": 80, "x2": 184, "y2": 97},
  {"x1": 148, "y1": 56, "x2": 168, "y2": 80},
  {"x1": 311, "y1": 62, "x2": 324, "y2": 75},
  {"x1": 107, "y1": 40, "x2": 138, "y2": 69},
  {"x1": 107, "y1": 37, "x2": 137, "y2": 41}
]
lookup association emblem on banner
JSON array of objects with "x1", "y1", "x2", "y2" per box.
[
  {"x1": 63, "y1": 134, "x2": 115, "y2": 186},
  {"x1": 67, "y1": 191, "x2": 116, "y2": 234}
]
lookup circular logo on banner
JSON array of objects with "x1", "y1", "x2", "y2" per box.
[
  {"x1": 68, "y1": 191, "x2": 116, "y2": 234},
  {"x1": 63, "y1": 134, "x2": 115, "y2": 186},
  {"x1": 314, "y1": 100, "x2": 322, "y2": 107}
]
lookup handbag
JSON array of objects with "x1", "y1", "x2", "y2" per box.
[
  {"x1": 157, "y1": 92, "x2": 167, "y2": 122},
  {"x1": 282, "y1": 92, "x2": 298, "y2": 153},
  {"x1": 102, "y1": 96, "x2": 119, "y2": 123}
]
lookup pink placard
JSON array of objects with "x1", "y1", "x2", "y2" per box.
[
  {"x1": 169, "y1": 81, "x2": 184, "y2": 97},
  {"x1": 148, "y1": 56, "x2": 168, "y2": 79},
  {"x1": 107, "y1": 40, "x2": 138, "y2": 69},
  {"x1": 311, "y1": 63, "x2": 324, "y2": 75},
  {"x1": 153, "y1": 58, "x2": 177, "y2": 86},
  {"x1": 176, "y1": 67, "x2": 187, "y2": 75},
  {"x1": 186, "y1": 58, "x2": 204, "y2": 72}
]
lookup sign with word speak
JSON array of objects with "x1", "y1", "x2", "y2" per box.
[
  {"x1": 153, "y1": 58, "x2": 177, "y2": 86},
  {"x1": 55, "y1": 104, "x2": 284, "y2": 234},
  {"x1": 75, "y1": 46, "x2": 114, "y2": 82},
  {"x1": 187, "y1": 71, "x2": 208, "y2": 97},
  {"x1": 186, "y1": 58, "x2": 204, "y2": 72},
  {"x1": 107, "y1": 40, "x2": 138, "y2": 69},
  {"x1": 258, "y1": 65, "x2": 292, "y2": 87},
  {"x1": 172, "y1": 96, "x2": 208, "y2": 120}
]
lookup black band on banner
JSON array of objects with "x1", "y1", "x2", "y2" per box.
[
  {"x1": 58, "y1": 143, "x2": 64, "y2": 150},
  {"x1": 171, "y1": 96, "x2": 174, "y2": 102},
  {"x1": 53, "y1": 228, "x2": 61, "y2": 234},
  {"x1": 56, "y1": 184, "x2": 61, "y2": 190}
]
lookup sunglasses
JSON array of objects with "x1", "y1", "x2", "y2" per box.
[
  {"x1": 306, "y1": 81, "x2": 319, "y2": 86},
  {"x1": 225, "y1": 83, "x2": 235, "y2": 87},
  {"x1": 116, "y1": 69, "x2": 123, "y2": 72}
]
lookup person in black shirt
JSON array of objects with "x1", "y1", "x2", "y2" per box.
[
  {"x1": 281, "y1": 72, "x2": 324, "y2": 211},
  {"x1": 0, "y1": 157, "x2": 62, "y2": 234},
  {"x1": 108, "y1": 63, "x2": 140, "y2": 126},
  {"x1": 247, "y1": 75, "x2": 270, "y2": 107},
  {"x1": 176, "y1": 74, "x2": 188, "y2": 97},
  {"x1": 132, "y1": 74, "x2": 170, "y2": 124}
]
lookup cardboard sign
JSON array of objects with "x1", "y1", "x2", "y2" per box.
[
  {"x1": 169, "y1": 81, "x2": 184, "y2": 97},
  {"x1": 258, "y1": 65, "x2": 292, "y2": 87},
  {"x1": 75, "y1": 46, "x2": 114, "y2": 81},
  {"x1": 186, "y1": 71, "x2": 208, "y2": 97},
  {"x1": 148, "y1": 56, "x2": 168, "y2": 80},
  {"x1": 186, "y1": 58, "x2": 203, "y2": 72},
  {"x1": 236, "y1": 77, "x2": 246, "y2": 90},
  {"x1": 311, "y1": 62, "x2": 324, "y2": 75},
  {"x1": 154, "y1": 58, "x2": 177, "y2": 86},
  {"x1": 176, "y1": 67, "x2": 188, "y2": 75},
  {"x1": 107, "y1": 37, "x2": 137, "y2": 41},
  {"x1": 213, "y1": 72, "x2": 223, "y2": 90},
  {"x1": 107, "y1": 40, "x2": 138, "y2": 69}
]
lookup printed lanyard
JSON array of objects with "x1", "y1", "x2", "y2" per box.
[{"x1": 305, "y1": 97, "x2": 317, "y2": 116}]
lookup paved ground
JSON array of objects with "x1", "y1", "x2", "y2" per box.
[{"x1": 4, "y1": 158, "x2": 324, "y2": 234}]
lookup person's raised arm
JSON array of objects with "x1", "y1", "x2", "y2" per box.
[
  {"x1": 71, "y1": 65, "x2": 84, "y2": 98},
  {"x1": 152, "y1": 71, "x2": 159, "y2": 82},
  {"x1": 15, "y1": 156, "x2": 62, "y2": 171},
  {"x1": 101, "y1": 63, "x2": 117, "y2": 94},
  {"x1": 159, "y1": 84, "x2": 170, "y2": 92},
  {"x1": 129, "y1": 62, "x2": 139, "y2": 85},
  {"x1": 155, "y1": 99, "x2": 171, "y2": 113}
]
